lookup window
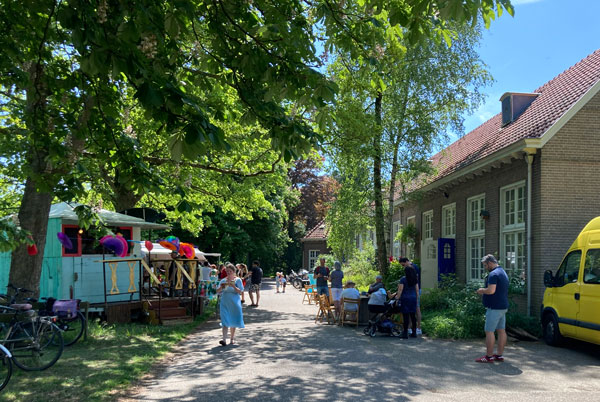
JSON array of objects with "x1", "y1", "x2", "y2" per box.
[
  {"x1": 467, "y1": 194, "x2": 485, "y2": 281},
  {"x1": 61, "y1": 225, "x2": 81, "y2": 256},
  {"x1": 442, "y1": 203, "x2": 456, "y2": 238},
  {"x1": 422, "y1": 210, "x2": 433, "y2": 240},
  {"x1": 392, "y1": 221, "x2": 401, "y2": 258},
  {"x1": 584, "y1": 249, "x2": 600, "y2": 284},
  {"x1": 309, "y1": 250, "x2": 320, "y2": 271},
  {"x1": 555, "y1": 250, "x2": 582, "y2": 286},
  {"x1": 61, "y1": 225, "x2": 133, "y2": 256},
  {"x1": 406, "y1": 216, "x2": 416, "y2": 259},
  {"x1": 500, "y1": 182, "x2": 526, "y2": 273}
]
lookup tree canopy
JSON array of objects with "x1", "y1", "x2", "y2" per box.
[{"x1": 0, "y1": 0, "x2": 513, "y2": 294}]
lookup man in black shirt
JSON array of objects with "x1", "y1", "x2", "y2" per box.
[{"x1": 248, "y1": 260, "x2": 263, "y2": 307}]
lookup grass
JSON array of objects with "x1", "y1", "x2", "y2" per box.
[{"x1": 2, "y1": 304, "x2": 215, "y2": 401}]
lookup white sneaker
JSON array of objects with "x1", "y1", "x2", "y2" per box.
[
  {"x1": 408, "y1": 328, "x2": 413, "y2": 335},
  {"x1": 416, "y1": 328, "x2": 422, "y2": 336}
]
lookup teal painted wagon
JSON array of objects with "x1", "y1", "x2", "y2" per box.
[{"x1": 0, "y1": 202, "x2": 169, "y2": 304}]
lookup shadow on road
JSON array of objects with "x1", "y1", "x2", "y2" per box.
[{"x1": 122, "y1": 279, "x2": 600, "y2": 401}]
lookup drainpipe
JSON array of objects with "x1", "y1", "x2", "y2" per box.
[{"x1": 525, "y1": 150, "x2": 536, "y2": 316}]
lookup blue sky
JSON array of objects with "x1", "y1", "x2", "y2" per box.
[{"x1": 461, "y1": 0, "x2": 600, "y2": 135}]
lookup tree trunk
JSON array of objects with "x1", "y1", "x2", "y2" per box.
[
  {"x1": 8, "y1": 177, "x2": 53, "y2": 297},
  {"x1": 373, "y1": 92, "x2": 388, "y2": 275},
  {"x1": 386, "y1": 141, "x2": 400, "y2": 257}
]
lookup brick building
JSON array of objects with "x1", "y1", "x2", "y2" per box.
[
  {"x1": 301, "y1": 220, "x2": 331, "y2": 271},
  {"x1": 392, "y1": 49, "x2": 600, "y2": 315}
]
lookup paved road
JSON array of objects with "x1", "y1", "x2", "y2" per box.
[{"x1": 122, "y1": 279, "x2": 600, "y2": 402}]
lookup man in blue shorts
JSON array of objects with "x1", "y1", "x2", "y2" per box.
[{"x1": 476, "y1": 254, "x2": 509, "y2": 363}]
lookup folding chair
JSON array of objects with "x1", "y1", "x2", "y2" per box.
[
  {"x1": 302, "y1": 284, "x2": 315, "y2": 304},
  {"x1": 315, "y1": 294, "x2": 335, "y2": 324},
  {"x1": 341, "y1": 297, "x2": 360, "y2": 327}
]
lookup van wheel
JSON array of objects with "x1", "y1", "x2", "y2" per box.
[{"x1": 542, "y1": 313, "x2": 563, "y2": 346}]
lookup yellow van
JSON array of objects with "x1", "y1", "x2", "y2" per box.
[{"x1": 541, "y1": 217, "x2": 600, "y2": 346}]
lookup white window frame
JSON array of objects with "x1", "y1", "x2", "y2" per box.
[
  {"x1": 422, "y1": 210, "x2": 433, "y2": 240},
  {"x1": 467, "y1": 194, "x2": 486, "y2": 281},
  {"x1": 406, "y1": 215, "x2": 416, "y2": 259},
  {"x1": 441, "y1": 203, "x2": 456, "y2": 238},
  {"x1": 392, "y1": 221, "x2": 401, "y2": 258},
  {"x1": 500, "y1": 181, "x2": 526, "y2": 273},
  {"x1": 308, "y1": 250, "x2": 320, "y2": 270}
]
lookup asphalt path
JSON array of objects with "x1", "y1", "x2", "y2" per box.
[{"x1": 122, "y1": 279, "x2": 600, "y2": 402}]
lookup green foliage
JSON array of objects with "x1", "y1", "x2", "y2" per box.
[
  {"x1": 420, "y1": 273, "x2": 540, "y2": 339},
  {"x1": 420, "y1": 275, "x2": 485, "y2": 338},
  {"x1": 398, "y1": 223, "x2": 417, "y2": 245},
  {"x1": 383, "y1": 260, "x2": 405, "y2": 291},
  {"x1": 0, "y1": 217, "x2": 32, "y2": 252},
  {"x1": 342, "y1": 243, "x2": 379, "y2": 291}
]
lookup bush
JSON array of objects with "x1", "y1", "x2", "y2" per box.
[
  {"x1": 419, "y1": 277, "x2": 485, "y2": 339},
  {"x1": 383, "y1": 260, "x2": 405, "y2": 291},
  {"x1": 343, "y1": 244, "x2": 378, "y2": 291}
]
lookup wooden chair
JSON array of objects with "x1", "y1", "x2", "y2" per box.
[
  {"x1": 302, "y1": 284, "x2": 315, "y2": 304},
  {"x1": 340, "y1": 297, "x2": 360, "y2": 327},
  {"x1": 315, "y1": 294, "x2": 335, "y2": 324}
]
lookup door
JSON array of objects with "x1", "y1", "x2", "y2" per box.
[
  {"x1": 578, "y1": 247, "x2": 600, "y2": 343},
  {"x1": 552, "y1": 250, "x2": 582, "y2": 337},
  {"x1": 438, "y1": 238, "x2": 456, "y2": 282},
  {"x1": 421, "y1": 239, "x2": 438, "y2": 289}
]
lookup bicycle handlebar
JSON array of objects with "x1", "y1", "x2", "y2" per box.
[{"x1": 7, "y1": 283, "x2": 33, "y2": 294}]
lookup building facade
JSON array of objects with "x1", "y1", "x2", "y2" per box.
[{"x1": 392, "y1": 50, "x2": 600, "y2": 315}]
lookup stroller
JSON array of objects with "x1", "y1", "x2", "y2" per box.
[{"x1": 363, "y1": 299, "x2": 402, "y2": 337}]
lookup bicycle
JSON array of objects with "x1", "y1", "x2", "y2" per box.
[
  {"x1": 0, "y1": 291, "x2": 64, "y2": 371},
  {"x1": 4, "y1": 285, "x2": 85, "y2": 347},
  {"x1": 0, "y1": 344, "x2": 13, "y2": 392}
]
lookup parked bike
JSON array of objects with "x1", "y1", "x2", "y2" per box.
[
  {"x1": 0, "y1": 344, "x2": 13, "y2": 392},
  {"x1": 288, "y1": 270, "x2": 309, "y2": 290}
]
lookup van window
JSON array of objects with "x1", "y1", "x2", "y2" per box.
[
  {"x1": 584, "y1": 249, "x2": 600, "y2": 284},
  {"x1": 555, "y1": 250, "x2": 581, "y2": 286}
]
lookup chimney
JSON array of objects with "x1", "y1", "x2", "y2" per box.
[{"x1": 500, "y1": 92, "x2": 540, "y2": 126}]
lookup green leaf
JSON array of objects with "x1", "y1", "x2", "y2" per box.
[
  {"x1": 136, "y1": 83, "x2": 164, "y2": 108},
  {"x1": 168, "y1": 134, "x2": 183, "y2": 162},
  {"x1": 165, "y1": 13, "x2": 180, "y2": 37}
]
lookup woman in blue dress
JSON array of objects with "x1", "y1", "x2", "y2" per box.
[
  {"x1": 396, "y1": 265, "x2": 419, "y2": 339},
  {"x1": 217, "y1": 263, "x2": 245, "y2": 346}
]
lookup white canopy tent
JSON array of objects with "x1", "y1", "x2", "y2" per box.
[{"x1": 140, "y1": 242, "x2": 221, "y2": 263}]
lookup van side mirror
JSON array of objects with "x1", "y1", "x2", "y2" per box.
[{"x1": 544, "y1": 270, "x2": 554, "y2": 287}]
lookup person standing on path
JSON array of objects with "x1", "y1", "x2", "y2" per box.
[
  {"x1": 475, "y1": 254, "x2": 509, "y2": 362},
  {"x1": 314, "y1": 258, "x2": 330, "y2": 297},
  {"x1": 248, "y1": 260, "x2": 263, "y2": 307},
  {"x1": 396, "y1": 265, "x2": 419, "y2": 339},
  {"x1": 217, "y1": 263, "x2": 245, "y2": 346},
  {"x1": 399, "y1": 257, "x2": 422, "y2": 335},
  {"x1": 236, "y1": 263, "x2": 248, "y2": 304},
  {"x1": 329, "y1": 261, "x2": 344, "y2": 319}
]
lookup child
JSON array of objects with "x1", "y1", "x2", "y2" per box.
[
  {"x1": 275, "y1": 272, "x2": 282, "y2": 293},
  {"x1": 281, "y1": 274, "x2": 286, "y2": 293}
]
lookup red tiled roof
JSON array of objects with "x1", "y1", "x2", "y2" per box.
[
  {"x1": 413, "y1": 48, "x2": 600, "y2": 190},
  {"x1": 303, "y1": 220, "x2": 328, "y2": 240}
]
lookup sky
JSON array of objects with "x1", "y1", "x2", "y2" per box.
[{"x1": 460, "y1": 0, "x2": 600, "y2": 135}]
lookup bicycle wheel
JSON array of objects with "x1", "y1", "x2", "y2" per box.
[
  {"x1": 0, "y1": 347, "x2": 12, "y2": 392},
  {"x1": 9, "y1": 318, "x2": 64, "y2": 371},
  {"x1": 55, "y1": 312, "x2": 85, "y2": 346}
]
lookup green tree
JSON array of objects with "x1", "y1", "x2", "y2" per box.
[
  {"x1": 325, "y1": 23, "x2": 493, "y2": 274},
  {"x1": 0, "y1": 0, "x2": 513, "y2": 296}
]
